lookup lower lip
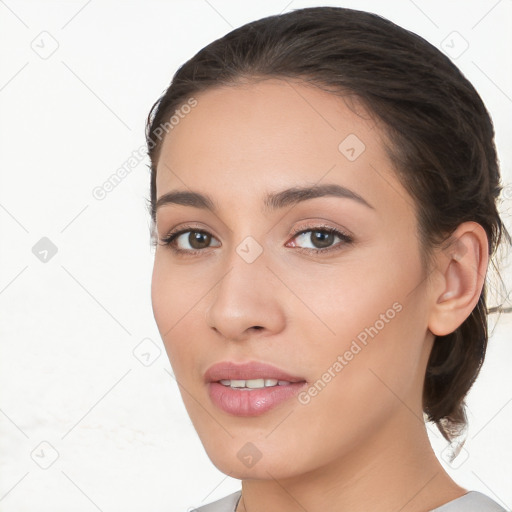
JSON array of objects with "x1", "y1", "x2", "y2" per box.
[{"x1": 208, "y1": 381, "x2": 307, "y2": 416}]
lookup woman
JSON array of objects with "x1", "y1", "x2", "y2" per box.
[{"x1": 146, "y1": 6, "x2": 509, "y2": 512}]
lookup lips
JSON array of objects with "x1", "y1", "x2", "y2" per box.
[
  {"x1": 204, "y1": 361, "x2": 307, "y2": 416},
  {"x1": 204, "y1": 361, "x2": 306, "y2": 384}
]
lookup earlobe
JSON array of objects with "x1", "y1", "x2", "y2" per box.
[{"x1": 428, "y1": 222, "x2": 489, "y2": 337}]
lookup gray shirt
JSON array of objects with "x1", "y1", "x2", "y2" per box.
[{"x1": 191, "y1": 490, "x2": 508, "y2": 512}]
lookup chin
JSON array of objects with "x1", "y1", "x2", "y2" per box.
[{"x1": 203, "y1": 442, "x2": 308, "y2": 480}]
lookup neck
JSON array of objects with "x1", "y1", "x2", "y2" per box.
[{"x1": 236, "y1": 412, "x2": 466, "y2": 512}]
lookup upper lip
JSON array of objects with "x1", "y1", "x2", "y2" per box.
[{"x1": 204, "y1": 361, "x2": 306, "y2": 383}]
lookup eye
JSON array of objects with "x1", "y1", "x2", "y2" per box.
[
  {"x1": 287, "y1": 226, "x2": 353, "y2": 254},
  {"x1": 159, "y1": 225, "x2": 221, "y2": 254}
]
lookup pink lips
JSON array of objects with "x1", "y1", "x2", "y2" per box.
[
  {"x1": 204, "y1": 361, "x2": 307, "y2": 417},
  {"x1": 204, "y1": 361, "x2": 306, "y2": 383}
]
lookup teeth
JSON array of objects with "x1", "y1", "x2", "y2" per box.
[
  {"x1": 218, "y1": 378, "x2": 290, "y2": 389},
  {"x1": 230, "y1": 379, "x2": 246, "y2": 388}
]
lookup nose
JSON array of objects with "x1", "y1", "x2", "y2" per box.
[{"x1": 204, "y1": 246, "x2": 286, "y2": 341}]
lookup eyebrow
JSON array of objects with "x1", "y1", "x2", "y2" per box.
[{"x1": 154, "y1": 183, "x2": 374, "y2": 214}]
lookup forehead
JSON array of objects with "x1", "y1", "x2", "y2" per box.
[{"x1": 155, "y1": 78, "x2": 413, "y2": 217}]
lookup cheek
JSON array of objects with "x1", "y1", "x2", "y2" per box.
[
  {"x1": 151, "y1": 253, "x2": 204, "y2": 331},
  {"x1": 290, "y1": 302, "x2": 426, "y2": 469},
  {"x1": 293, "y1": 243, "x2": 427, "y2": 406},
  {"x1": 150, "y1": 254, "x2": 212, "y2": 385},
  {"x1": 150, "y1": 256, "x2": 172, "y2": 335},
  {"x1": 293, "y1": 247, "x2": 422, "y2": 353},
  {"x1": 299, "y1": 292, "x2": 415, "y2": 405},
  {"x1": 151, "y1": 256, "x2": 189, "y2": 365}
]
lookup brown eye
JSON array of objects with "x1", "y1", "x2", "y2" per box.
[
  {"x1": 290, "y1": 227, "x2": 352, "y2": 253},
  {"x1": 310, "y1": 230, "x2": 336, "y2": 249},
  {"x1": 159, "y1": 228, "x2": 221, "y2": 254},
  {"x1": 188, "y1": 231, "x2": 212, "y2": 249}
]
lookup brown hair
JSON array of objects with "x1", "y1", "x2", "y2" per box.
[{"x1": 145, "y1": 6, "x2": 510, "y2": 442}]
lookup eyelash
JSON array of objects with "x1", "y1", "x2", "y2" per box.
[{"x1": 158, "y1": 223, "x2": 353, "y2": 256}]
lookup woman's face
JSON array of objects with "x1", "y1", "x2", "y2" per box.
[{"x1": 151, "y1": 79, "x2": 436, "y2": 479}]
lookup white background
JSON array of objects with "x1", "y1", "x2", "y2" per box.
[{"x1": 0, "y1": 1, "x2": 511, "y2": 511}]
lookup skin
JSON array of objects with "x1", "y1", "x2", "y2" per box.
[{"x1": 151, "y1": 79, "x2": 488, "y2": 512}]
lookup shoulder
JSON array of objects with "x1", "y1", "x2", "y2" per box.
[
  {"x1": 189, "y1": 490, "x2": 242, "y2": 512},
  {"x1": 430, "y1": 491, "x2": 508, "y2": 512}
]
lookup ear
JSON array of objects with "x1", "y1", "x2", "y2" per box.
[{"x1": 428, "y1": 222, "x2": 489, "y2": 337}]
